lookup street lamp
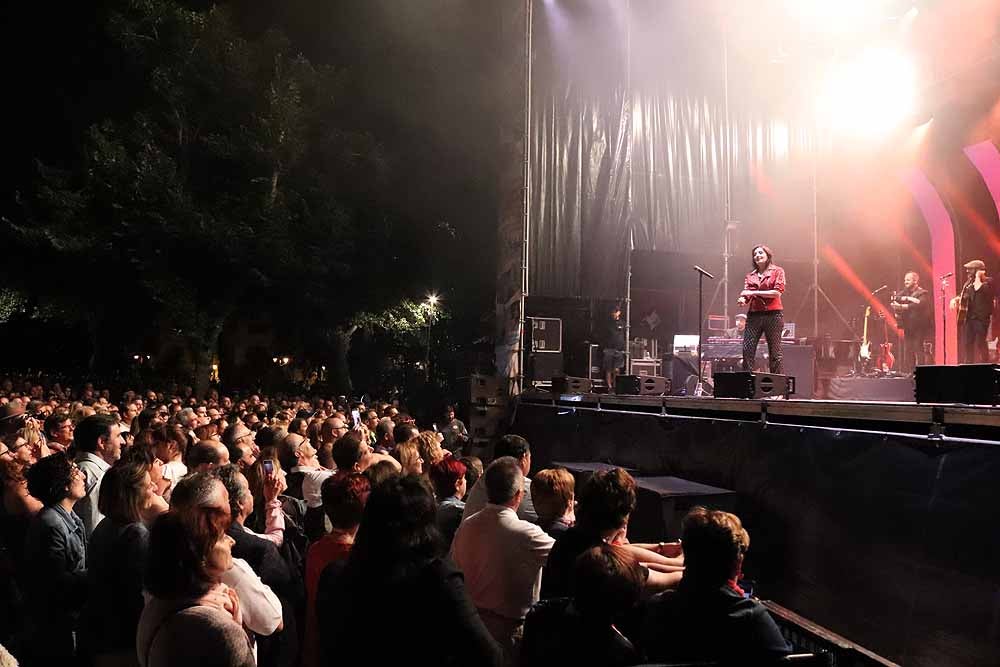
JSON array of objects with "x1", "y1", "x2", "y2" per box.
[{"x1": 425, "y1": 294, "x2": 439, "y2": 381}]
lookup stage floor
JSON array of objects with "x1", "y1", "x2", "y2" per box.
[{"x1": 519, "y1": 389, "x2": 1000, "y2": 441}]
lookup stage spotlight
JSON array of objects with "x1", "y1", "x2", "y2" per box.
[{"x1": 816, "y1": 48, "x2": 917, "y2": 139}]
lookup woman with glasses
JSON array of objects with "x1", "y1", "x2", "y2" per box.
[{"x1": 21, "y1": 453, "x2": 89, "y2": 665}]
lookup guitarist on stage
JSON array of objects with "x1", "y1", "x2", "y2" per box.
[
  {"x1": 890, "y1": 271, "x2": 931, "y2": 374},
  {"x1": 950, "y1": 259, "x2": 997, "y2": 364}
]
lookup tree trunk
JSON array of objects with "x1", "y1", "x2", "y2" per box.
[
  {"x1": 330, "y1": 325, "x2": 357, "y2": 395},
  {"x1": 86, "y1": 310, "x2": 101, "y2": 373},
  {"x1": 191, "y1": 321, "x2": 223, "y2": 399}
]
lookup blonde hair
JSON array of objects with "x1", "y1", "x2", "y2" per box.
[
  {"x1": 415, "y1": 431, "x2": 445, "y2": 471},
  {"x1": 393, "y1": 440, "x2": 423, "y2": 476}
]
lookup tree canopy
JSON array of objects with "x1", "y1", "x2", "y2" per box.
[{"x1": 1, "y1": 0, "x2": 444, "y2": 393}]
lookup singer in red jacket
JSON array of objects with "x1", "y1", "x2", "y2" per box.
[{"x1": 737, "y1": 245, "x2": 786, "y2": 374}]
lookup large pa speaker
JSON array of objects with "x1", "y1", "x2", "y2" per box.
[
  {"x1": 713, "y1": 371, "x2": 794, "y2": 399},
  {"x1": 663, "y1": 353, "x2": 698, "y2": 396},
  {"x1": 915, "y1": 364, "x2": 1000, "y2": 404}
]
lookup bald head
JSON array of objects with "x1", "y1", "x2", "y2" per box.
[
  {"x1": 188, "y1": 439, "x2": 230, "y2": 472},
  {"x1": 321, "y1": 417, "x2": 349, "y2": 444}
]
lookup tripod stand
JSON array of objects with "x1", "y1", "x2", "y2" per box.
[{"x1": 792, "y1": 151, "x2": 854, "y2": 338}]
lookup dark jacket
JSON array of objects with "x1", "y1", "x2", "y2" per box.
[
  {"x1": 639, "y1": 581, "x2": 792, "y2": 663},
  {"x1": 84, "y1": 518, "x2": 149, "y2": 656},
  {"x1": 22, "y1": 504, "x2": 89, "y2": 659},
  {"x1": 521, "y1": 597, "x2": 641, "y2": 667},
  {"x1": 319, "y1": 556, "x2": 501, "y2": 667}
]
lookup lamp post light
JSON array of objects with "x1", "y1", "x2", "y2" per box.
[{"x1": 425, "y1": 294, "x2": 439, "y2": 381}]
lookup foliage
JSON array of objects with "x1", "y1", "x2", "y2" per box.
[{"x1": 1, "y1": 0, "x2": 415, "y2": 388}]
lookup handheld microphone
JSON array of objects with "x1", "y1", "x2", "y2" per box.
[
  {"x1": 871, "y1": 285, "x2": 888, "y2": 295},
  {"x1": 939, "y1": 272, "x2": 953, "y2": 279}
]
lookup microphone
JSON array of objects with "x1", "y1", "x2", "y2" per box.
[
  {"x1": 871, "y1": 285, "x2": 888, "y2": 295},
  {"x1": 693, "y1": 265, "x2": 716, "y2": 279},
  {"x1": 939, "y1": 272, "x2": 953, "y2": 279}
]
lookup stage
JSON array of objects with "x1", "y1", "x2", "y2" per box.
[{"x1": 512, "y1": 390, "x2": 1000, "y2": 666}]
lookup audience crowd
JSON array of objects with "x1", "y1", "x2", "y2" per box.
[{"x1": 0, "y1": 375, "x2": 792, "y2": 666}]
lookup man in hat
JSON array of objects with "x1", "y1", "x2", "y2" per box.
[
  {"x1": 725, "y1": 313, "x2": 747, "y2": 339},
  {"x1": 950, "y1": 260, "x2": 996, "y2": 364}
]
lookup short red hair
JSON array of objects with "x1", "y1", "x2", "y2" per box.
[{"x1": 428, "y1": 457, "x2": 467, "y2": 499}]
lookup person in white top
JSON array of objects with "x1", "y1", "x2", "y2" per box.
[
  {"x1": 462, "y1": 434, "x2": 537, "y2": 523},
  {"x1": 73, "y1": 414, "x2": 122, "y2": 536},
  {"x1": 450, "y1": 456, "x2": 555, "y2": 646}
]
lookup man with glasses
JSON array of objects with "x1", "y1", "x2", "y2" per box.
[
  {"x1": 223, "y1": 423, "x2": 258, "y2": 471},
  {"x1": 43, "y1": 412, "x2": 75, "y2": 454}
]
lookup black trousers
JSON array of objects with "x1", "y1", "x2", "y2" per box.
[
  {"x1": 743, "y1": 311, "x2": 783, "y2": 374},
  {"x1": 960, "y1": 319, "x2": 990, "y2": 364},
  {"x1": 900, "y1": 327, "x2": 928, "y2": 374}
]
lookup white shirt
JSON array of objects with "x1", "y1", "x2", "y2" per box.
[
  {"x1": 450, "y1": 504, "x2": 554, "y2": 622},
  {"x1": 298, "y1": 468, "x2": 334, "y2": 509},
  {"x1": 74, "y1": 451, "x2": 110, "y2": 536},
  {"x1": 221, "y1": 557, "x2": 283, "y2": 637},
  {"x1": 161, "y1": 460, "x2": 188, "y2": 502},
  {"x1": 462, "y1": 475, "x2": 537, "y2": 524}
]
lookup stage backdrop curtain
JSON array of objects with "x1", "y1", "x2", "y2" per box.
[{"x1": 529, "y1": 0, "x2": 816, "y2": 301}]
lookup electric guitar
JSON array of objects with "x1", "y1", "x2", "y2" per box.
[
  {"x1": 858, "y1": 306, "x2": 872, "y2": 362},
  {"x1": 876, "y1": 313, "x2": 895, "y2": 371}
]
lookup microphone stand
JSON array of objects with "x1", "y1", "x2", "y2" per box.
[
  {"x1": 693, "y1": 265, "x2": 715, "y2": 394},
  {"x1": 939, "y1": 276, "x2": 949, "y2": 365}
]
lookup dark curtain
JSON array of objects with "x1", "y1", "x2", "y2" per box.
[{"x1": 529, "y1": 0, "x2": 817, "y2": 302}]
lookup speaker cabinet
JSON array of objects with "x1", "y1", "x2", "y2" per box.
[
  {"x1": 615, "y1": 375, "x2": 670, "y2": 396},
  {"x1": 551, "y1": 375, "x2": 593, "y2": 394},
  {"x1": 915, "y1": 364, "x2": 1000, "y2": 404},
  {"x1": 527, "y1": 352, "x2": 564, "y2": 387},
  {"x1": 713, "y1": 371, "x2": 794, "y2": 399}
]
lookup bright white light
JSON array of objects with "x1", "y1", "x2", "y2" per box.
[
  {"x1": 816, "y1": 48, "x2": 917, "y2": 139},
  {"x1": 426, "y1": 294, "x2": 440, "y2": 306},
  {"x1": 785, "y1": 0, "x2": 886, "y2": 34}
]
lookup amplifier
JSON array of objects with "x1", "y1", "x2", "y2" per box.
[
  {"x1": 551, "y1": 375, "x2": 593, "y2": 394},
  {"x1": 713, "y1": 371, "x2": 795, "y2": 399},
  {"x1": 615, "y1": 375, "x2": 671, "y2": 396},
  {"x1": 631, "y1": 359, "x2": 662, "y2": 377},
  {"x1": 915, "y1": 364, "x2": 1000, "y2": 404}
]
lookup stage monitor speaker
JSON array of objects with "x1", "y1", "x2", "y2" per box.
[
  {"x1": 551, "y1": 375, "x2": 592, "y2": 394},
  {"x1": 714, "y1": 371, "x2": 795, "y2": 399},
  {"x1": 638, "y1": 375, "x2": 670, "y2": 395},
  {"x1": 915, "y1": 364, "x2": 1000, "y2": 404},
  {"x1": 615, "y1": 374, "x2": 670, "y2": 396},
  {"x1": 615, "y1": 374, "x2": 641, "y2": 395}
]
